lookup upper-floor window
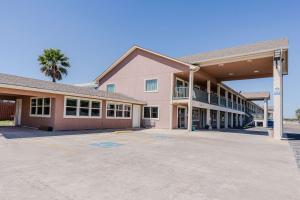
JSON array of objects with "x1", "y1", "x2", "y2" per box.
[
  {"x1": 145, "y1": 79, "x2": 158, "y2": 92},
  {"x1": 106, "y1": 84, "x2": 115, "y2": 93},
  {"x1": 64, "y1": 97, "x2": 101, "y2": 118},
  {"x1": 30, "y1": 97, "x2": 51, "y2": 117}
]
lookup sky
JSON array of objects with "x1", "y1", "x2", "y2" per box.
[{"x1": 0, "y1": 0, "x2": 299, "y2": 118}]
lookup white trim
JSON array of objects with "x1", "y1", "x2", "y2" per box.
[
  {"x1": 0, "y1": 84, "x2": 145, "y2": 105},
  {"x1": 144, "y1": 78, "x2": 158, "y2": 93},
  {"x1": 63, "y1": 96, "x2": 102, "y2": 119},
  {"x1": 142, "y1": 105, "x2": 160, "y2": 120},
  {"x1": 105, "y1": 101, "x2": 132, "y2": 119},
  {"x1": 29, "y1": 97, "x2": 51, "y2": 118}
]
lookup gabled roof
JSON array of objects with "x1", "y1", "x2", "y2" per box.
[
  {"x1": 0, "y1": 73, "x2": 145, "y2": 104},
  {"x1": 241, "y1": 91, "x2": 270, "y2": 100},
  {"x1": 94, "y1": 45, "x2": 199, "y2": 82},
  {"x1": 178, "y1": 38, "x2": 288, "y2": 64}
]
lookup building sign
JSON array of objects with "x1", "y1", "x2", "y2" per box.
[{"x1": 273, "y1": 87, "x2": 280, "y2": 96}]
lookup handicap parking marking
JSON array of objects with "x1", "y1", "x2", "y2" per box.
[
  {"x1": 90, "y1": 141, "x2": 124, "y2": 148},
  {"x1": 155, "y1": 134, "x2": 170, "y2": 140}
]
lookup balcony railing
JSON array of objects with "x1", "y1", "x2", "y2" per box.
[
  {"x1": 233, "y1": 102, "x2": 237, "y2": 110},
  {"x1": 174, "y1": 87, "x2": 189, "y2": 99},
  {"x1": 210, "y1": 93, "x2": 219, "y2": 105},
  {"x1": 194, "y1": 88, "x2": 209, "y2": 103},
  {"x1": 228, "y1": 100, "x2": 233, "y2": 108},
  {"x1": 220, "y1": 96, "x2": 227, "y2": 107},
  {"x1": 174, "y1": 87, "x2": 250, "y2": 112}
]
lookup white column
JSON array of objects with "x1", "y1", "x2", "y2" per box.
[
  {"x1": 217, "y1": 111, "x2": 220, "y2": 129},
  {"x1": 187, "y1": 70, "x2": 194, "y2": 131},
  {"x1": 230, "y1": 112, "x2": 234, "y2": 127},
  {"x1": 236, "y1": 96, "x2": 238, "y2": 110},
  {"x1": 206, "y1": 80, "x2": 212, "y2": 129},
  {"x1": 231, "y1": 93, "x2": 234, "y2": 109},
  {"x1": 169, "y1": 73, "x2": 174, "y2": 130},
  {"x1": 273, "y1": 51, "x2": 283, "y2": 139},
  {"x1": 225, "y1": 112, "x2": 228, "y2": 128},
  {"x1": 236, "y1": 114, "x2": 239, "y2": 127},
  {"x1": 15, "y1": 99, "x2": 22, "y2": 126},
  {"x1": 217, "y1": 84, "x2": 221, "y2": 106},
  {"x1": 240, "y1": 115, "x2": 243, "y2": 127},
  {"x1": 263, "y1": 98, "x2": 268, "y2": 128},
  {"x1": 225, "y1": 90, "x2": 228, "y2": 107}
]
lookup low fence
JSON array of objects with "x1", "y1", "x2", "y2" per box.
[{"x1": 0, "y1": 101, "x2": 15, "y2": 120}]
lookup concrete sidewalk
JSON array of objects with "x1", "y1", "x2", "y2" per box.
[{"x1": 0, "y1": 127, "x2": 299, "y2": 200}]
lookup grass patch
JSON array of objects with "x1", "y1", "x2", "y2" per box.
[{"x1": 0, "y1": 120, "x2": 14, "y2": 126}]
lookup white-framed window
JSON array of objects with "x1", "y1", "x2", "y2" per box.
[
  {"x1": 106, "y1": 101, "x2": 132, "y2": 119},
  {"x1": 106, "y1": 84, "x2": 115, "y2": 93},
  {"x1": 64, "y1": 97, "x2": 101, "y2": 118},
  {"x1": 143, "y1": 106, "x2": 159, "y2": 119},
  {"x1": 145, "y1": 79, "x2": 158, "y2": 92},
  {"x1": 30, "y1": 97, "x2": 51, "y2": 117}
]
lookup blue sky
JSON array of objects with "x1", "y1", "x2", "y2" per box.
[{"x1": 0, "y1": 0, "x2": 299, "y2": 118}]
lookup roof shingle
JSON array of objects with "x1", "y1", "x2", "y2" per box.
[
  {"x1": 178, "y1": 38, "x2": 288, "y2": 64},
  {"x1": 0, "y1": 73, "x2": 145, "y2": 104}
]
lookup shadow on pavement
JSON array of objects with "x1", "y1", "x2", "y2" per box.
[
  {"x1": 218, "y1": 128, "x2": 269, "y2": 136},
  {"x1": 0, "y1": 127, "x2": 143, "y2": 139}
]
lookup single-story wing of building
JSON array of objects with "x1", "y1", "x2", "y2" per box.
[{"x1": 0, "y1": 73, "x2": 145, "y2": 131}]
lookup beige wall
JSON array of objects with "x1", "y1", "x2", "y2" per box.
[{"x1": 98, "y1": 49, "x2": 189, "y2": 129}]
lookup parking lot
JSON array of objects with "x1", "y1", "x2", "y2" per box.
[{"x1": 0, "y1": 127, "x2": 299, "y2": 200}]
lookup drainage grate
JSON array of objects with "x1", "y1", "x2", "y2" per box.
[{"x1": 90, "y1": 141, "x2": 124, "y2": 148}]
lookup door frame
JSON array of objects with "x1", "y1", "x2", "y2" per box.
[
  {"x1": 132, "y1": 105, "x2": 141, "y2": 128},
  {"x1": 177, "y1": 105, "x2": 187, "y2": 129}
]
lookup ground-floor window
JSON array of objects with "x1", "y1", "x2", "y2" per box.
[
  {"x1": 30, "y1": 97, "x2": 51, "y2": 117},
  {"x1": 106, "y1": 101, "x2": 132, "y2": 119},
  {"x1": 64, "y1": 97, "x2": 101, "y2": 118},
  {"x1": 143, "y1": 106, "x2": 159, "y2": 119}
]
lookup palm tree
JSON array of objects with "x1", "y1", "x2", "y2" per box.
[
  {"x1": 38, "y1": 49, "x2": 70, "y2": 82},
  {"x1": 296, "y1": 109, "x2": 300, "y2": 121}
]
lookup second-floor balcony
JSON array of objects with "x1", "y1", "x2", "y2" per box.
[{"x1": 173, "y1": 87, "x2": 208, "y2": 103}]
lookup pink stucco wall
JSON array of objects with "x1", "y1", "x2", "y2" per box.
[
  {"x1": 0, "y1": 87, "x2": 134, "y2": 131},
  {"x1": 98, "y1": 49, "x2": 189, "y2": 129}
]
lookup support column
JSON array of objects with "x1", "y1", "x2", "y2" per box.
[
  {"x1": 231, "y1": 93, "x2": 234, "y2": 109},
  {"x1": 273, "y1": 50, "x2": 283, "y2": 139},
  {"x1": 217, "y1": 84, "x2": 221, "y2": 106},
  {"x1": 15, "y1": 99, "x2": 22, "y2": 126},
  {"x1": 169, "y1": 73, "x2": 174, "y2": 130},
  {"x1": 240, "y1": 115, "x2": 243, "y2": 127},
  {"x1": 230, "y1": 112, "x2": 234, "y2": 127},
  {"x1": 187, "y1": 70, "x2": 194, "y2": 132},
  {"x1": 217, "y1": 111, "x2": 220, "y2": 129},
  {"x1": 225, "y1": 90, "x2": 228, "y2": 108},
  {"x1": 263, "y1": 98, "x2": 268, "y2": 128},
  {"x1": 235, "y1": 113, "x2": 239, "y2": 127},
  {"x1": 206, "y1": 80, "x2": 212, "y2": 129},
  {"x1": 225, "y1": 112, "x2": 228, "y2": 128}
]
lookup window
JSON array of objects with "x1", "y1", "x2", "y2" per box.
[
  {"x1": 145, "y1": 79, "x2": 158, "y2": 92},
  {"x1": 106, "y1": 102, "x2": 132, "y2": 119},
  {"x1": 143, "y1": 106, "x2": 159, "y2": 119},
  {"x1": 64, "y1": 97, "x2": 101, "y2": 118},
  {"x1": 30, "y1": 98, "x2": 51, "y2": 117},
  {"x1": 106, "y1": 84, "x2": 115, "y2": 93},
  {"x1": 65, "y1": 98, "x2": 77, "y2": 116}
]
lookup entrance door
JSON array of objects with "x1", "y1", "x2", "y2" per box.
[
  {"x1": 132, "y1": 105, "x2": 141, "y2": 128},
  {"x1": 177, "y1": 107, "x2": 186, "y2": 128}
]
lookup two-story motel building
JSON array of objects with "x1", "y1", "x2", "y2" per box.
[{"x1": 0, "y1": 38, "x2": 288, "y2": 139}]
